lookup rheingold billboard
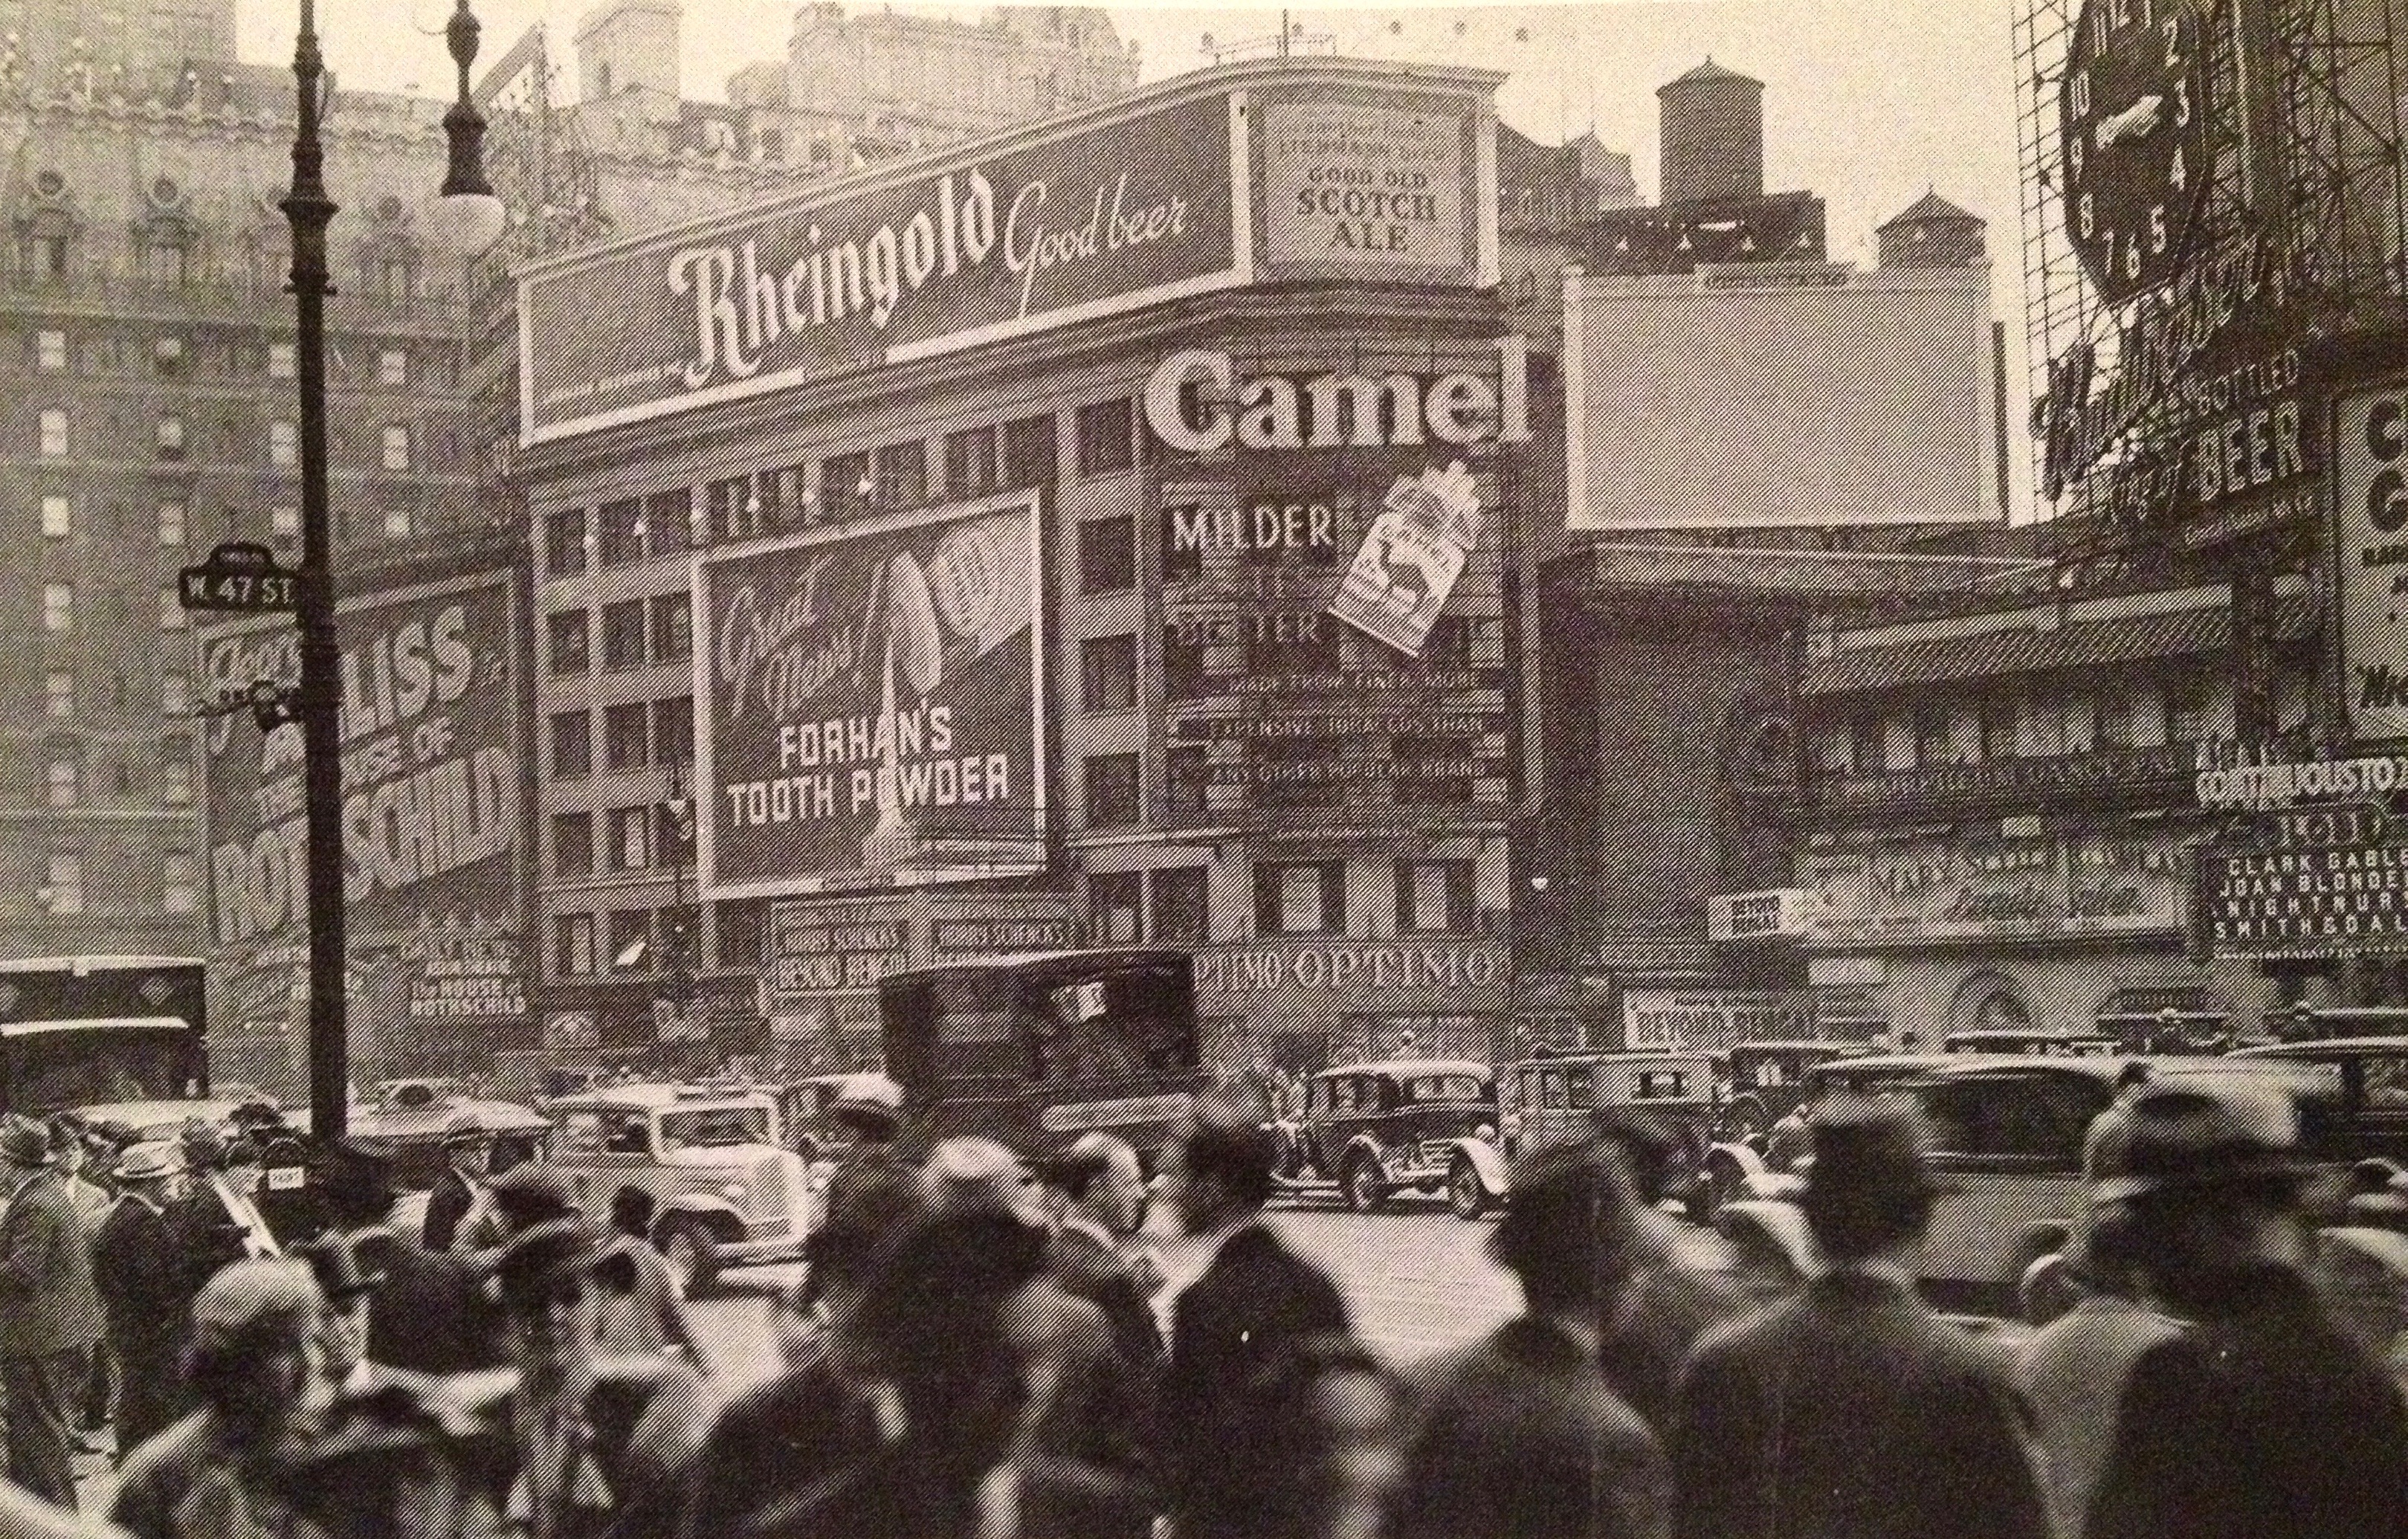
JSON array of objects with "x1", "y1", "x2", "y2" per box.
[
  {"x1": 699, "y1": 494, "x2": 1048, "y2": 897},
  {"x1": 201, "y1": 567, "x2": 529, "y2": 1032},
  {"x1": 520, "y1": 91, "x2": 1243, "y2": 445}
]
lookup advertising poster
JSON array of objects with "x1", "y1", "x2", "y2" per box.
[
  {"x1": 1263, "y1": 99, "x2": 1470, "y2": 271},
  {"x1": 1329, "y1": 461, "x2": 1482, "y2": 656},
  {"x1": 701, "y1": 494, "x2": 1047, "y2": 896},
  {"x1": 2334, "y1": 378, "x2": 2408, "y2": 741},
  {"x1": 523, "y1": 92, "x2": 1241, "y2": 443},
  {"x1": 200, "y1": 569, "x2": 530, "y2": 1036}
]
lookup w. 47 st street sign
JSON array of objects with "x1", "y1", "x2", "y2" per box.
[{"x1": 178, "y1": 541, "x2": 300, "y2": 614}]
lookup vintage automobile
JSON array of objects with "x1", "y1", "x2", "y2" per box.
[
  {"x1": 2228, "y1": 1036, "x2": 2408, "y2": 1168},
  {"x1": 546, "y1": 1082, "x2": 813, "y2": 1295},
  {"x1": 1694, "y1": 1053, "x2": 1955, "y2": 1220},
  {"x1": 1505, "y1": 1050, "x2": 1720, "y2": 1219},
  {"x1": 1940, "y1": 1029, "x2": 2122, "y2": 1056},
  {"x1": 1276, "y1": 1059, "x2": 1510, "y2": 1218},
  {"x1": 1712, "y1": 1041, "x2": 1872, "y2": 1143}
]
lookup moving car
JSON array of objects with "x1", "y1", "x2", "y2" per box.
[
  {"x1": 546, "y1": 1082, "x2": 813, "y2": 1294},
  {"x1": 1940, "y1": 1029, "x2": 2121, "y2": 1056},
  {"x1": 2228, "y1": 1036, "x2": 2408, "y2": 1167},
  {"x1": 1276, "y1": 1059, "x2": 1508, "y2": 1217},
  {"x1": 1506, "y1": 1050, "x2": 1719, "y2": 1218},
  {"x1": 1713, "y1": 1040, "x2": 1871, "y2": 1143},
  {"x1": 1693, "y1": 1053, "x2": 1956, "y2": 1219}
]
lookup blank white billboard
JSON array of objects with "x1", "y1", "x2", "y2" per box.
[{"x1": 1563, "y1": 265, "x2": 1998, "y2": 530}]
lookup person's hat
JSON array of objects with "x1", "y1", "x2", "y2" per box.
[
  {"x1": 488, "y1": 1163, "x2": 580, "y2": 1227},
  {"x1": 491, "y1": 1218, "x2": 608, "y2": 1308},
  {"x1": 441, "y1": 1111, "x2": 494, "y2": 1149},
  {"x1": 180, "y1": 1119, "x2": 228, "y2": 1171},
  {"x1": 0, "y1": 1114, "x2": 55, "y2": 1169},
  {"x1": 920, "y1": 1135, "x2": 1035, "y2": 1216},
  {"x1": 1800, "y1": 1094, "x2": 1934, "y2": 1217},
  {"x1": 292, "y1": 1233, "x2": 383, "y2": 1303},
  {"x1": 222, "y1": 1136, "x2": 263, "y2": 1169},
  {"x1": 113, "y1": 1141, "x2": 182, "y2": 1183},
  {"x1": 2085, "y1": 1074, "x2": 2307, "y2": 1205},
  {"x1": 190, "y1": 1259, "x2": 323, "y2": 1358},
  {"x1": 314, "y1": 1140, "x2": 397, "y2": 1216},
  {"x1": 1489, "y1": 1138, "x2": 1642, "y2": 1283}
]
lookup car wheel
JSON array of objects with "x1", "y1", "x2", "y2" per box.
[
  {"x1": 1342, "y1": 1153, "x2": 1387, "y2": 1213},
  {"x1": 656, "y1": 1215, "x2": 721, "y2": 1300},
  {"x1": 1447, "y1": 1158, "x2": 1489, "y2": 1220}
]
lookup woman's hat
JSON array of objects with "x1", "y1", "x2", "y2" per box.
[{"x1": 0, "y1": 1115, "x2": 54, "y2": 1169}]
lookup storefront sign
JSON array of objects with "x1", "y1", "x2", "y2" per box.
[
  {"x1": 767, "y1": 908, "x2": 911, "y2": 993},
  {"x1": 1195, "y1": 943, "x2": 1505, "y2": 996},
  {"x1": 1263, "y1": 100, "x2": 1468, "y2": 270},
  {"x1": 1807, "y1": 832, "x2": 2189, "y2": 946},
  {"x1": 2195, "y1": 751, "x2": 2408, "y2": 809},
  {"x1": 1170, "y1": 710, "x2": 1501, "y2": 742},
  {"x1": 1143, "y1": 337, "x2": 1529, "y2": 454},
  {"x1": 1167, "y1": 501, "x2": 1340, "y2": 558},
  {"x1": 2204, "y1": 845, "x2": 2408, "y2": 956},
  {"x1": 1836, "y1": 743, "x2": 2200, "y2": 810},
  {"x1": 1622, "y1": 989, "x2": 1812, "y2": 1051},
  {"x1": 523, "y1": 92, "x2": 1242, "y2": 443},
  {"x1": 202, "y1": 568, "x2": 529, "y2": 1027},
  {"x1": 2335, "y1": 378, "x2": 2408, "y2": 741},
  {"x1": 700, "y1": 494, "x2": 1046, "y2": 896},
  {"x1": 1330, "y1": 462, "x2": 1482, "y2": 656},
  {"x1": 932, "y1": 915, "x2": 1086, "y2": 959},
  {"x1": 1203, "y1": 757, "x2": 1481, "y2": 789},
  {"x1": 1708, "y1": 889, "x2": 1818, "y2": 942}
]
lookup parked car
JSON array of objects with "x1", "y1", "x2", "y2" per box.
[
  {"x1": 1276, "y1": 1059, "x2": 1508, "y2": 1217},
  {"x1": 1506, "y1": 1050, "x2": 1719, "y2": 1218},
  {"x1": 1693, "y1": 1053, "x2": 1957, "y2": 1219},
  {"x1": 2228, "y1": 1036, "x2": 2408, "y2": 1169},
  {"x1": 1940, "y1": 1029, "x2": 2122, "y2": 1056},
  {"x1": 1713, "y1": 1041, "x2": 1872, "y2": 1142},
  {"x1": 546, "y1": 1082, "x2": 813, "y2": 1295}
]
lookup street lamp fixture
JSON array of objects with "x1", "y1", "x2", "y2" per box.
[{"x1": 426, "y1": 0, "x2": 508, "y2": 259}]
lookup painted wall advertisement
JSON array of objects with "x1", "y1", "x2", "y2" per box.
[
  {"x1": 700, "y1": 494, "x2": 1047, "y2": 897},
  {"x1": 2334, "y1": 377, "x2": 2408, "y2": 741},
  {"x1": 522, "y1": 91, "x2": 1240, "y2": 443},
  {"x1": 201, "y1": 570, "x2": 529, "y2": 1036},
  {"x1": 1262, "y1": 99, "x2": 1469, "y2": 271},
  {"x1": 1804, "y1": 833, "x2": 2189, "y2": 946},
  {"x1": 1622, "y1": 989, "x2": 1813, "y2": 1051}
]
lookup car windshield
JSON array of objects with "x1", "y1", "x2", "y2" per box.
[
  {"x1": 1406, "y1": 1074, "x2": 1491, "y2": 1103},
  {"x1": 660, "y1": 1106, "x2": 770, "y2": 1148},
  {"x1": 7, "y1": 1030, "x2": 190, "y2": 1112}
]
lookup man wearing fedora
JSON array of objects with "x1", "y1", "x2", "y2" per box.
[
  {"x1": 2084, "y1": 1076, "x2": 2408, "y2": 1539},
  {"x1": 1668, "y1": 1094, "x2": 2049, "y2": 1539},
  {"x1": 92, "y1": 1142, "x2": 193, "y2": 1462},
  {"x1": 423, "y1": 1114, "x2": 495, "y2": 1256},
  {"x1": 315, "y1": 1140, "x2": 502, "y2": 1378},
  {"x1": 0, "y1": 1112, "x2": 107, "y2": 1509}
]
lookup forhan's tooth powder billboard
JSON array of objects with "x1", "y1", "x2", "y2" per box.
[{"x1": 698, "y1": 493, "x2": 1048, "y2": 898}]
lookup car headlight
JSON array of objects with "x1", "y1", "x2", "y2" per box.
[{"x1": 720, "y1": 1181, "x2": 747, "y2": 1201}]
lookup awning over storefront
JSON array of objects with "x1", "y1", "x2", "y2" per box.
[{"x1": 1804, "y1": 593, "x2": 2311, "y2": 696}]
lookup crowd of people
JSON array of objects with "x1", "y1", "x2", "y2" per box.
[{"x1": 0, "y1": 1068, "x2": 2401, "y2": 1538}]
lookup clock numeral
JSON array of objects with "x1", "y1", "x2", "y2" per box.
[
  {"x1": 2172, "y1": 78, "x2": 2190, "y2": 128},
  {"x1": 2070, "y1": 135, "x2": 2086, "y2": 184},
  {"x1": 2169, "y1": 143, "x2": 2186, "y2": 191},
  {"x1": 2070, "y1": 69, "x2": 2093, "y2": 119},
  {"x1": 2079, "y1": 192, "x2": 2096, "y2": 239},
  {"x1": 2163, "y1": 13, "x2": 2184, "y2": 66},
  {"x1": 2151, "y1": 204, "x2": 2169, "y2": 254},
  {"x1": 2125, "y1": 235, "x2": 2143, "y2": 279}
]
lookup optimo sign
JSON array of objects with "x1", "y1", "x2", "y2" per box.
[
  {"x1": 201, "y1": 568, "x2": 528, "y2": 1022},
  {"x1": 700, "y1": 493, "x2": 1047, "y2": 897},
  {"x1": 522, "y1": 91, "x2": 1242, "y2": 444}
]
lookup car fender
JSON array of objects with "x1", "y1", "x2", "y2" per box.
[
  {"x1": 1445, "y1": 1137, "x2": 1511, "y2": 1198},
  {"x1": 1702, "y1": 1140, "x2": 1768, "y2": 1186},
  {"x1": 1341, "y1": 1134, "x2": 1392, "y2": 1173}
]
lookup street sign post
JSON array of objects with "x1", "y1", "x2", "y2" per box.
[{"x1": 178, "y1": 541, "x2": 300, "y2": 614}]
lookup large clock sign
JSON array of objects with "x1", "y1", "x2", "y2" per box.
[{"x1": 2060, "y1": 0, "x2": 2215, "y2": 305}]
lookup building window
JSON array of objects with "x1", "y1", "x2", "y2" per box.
[
  {"x1": 648, "y1": 490, "x2": 694, "y2": 554},
  {"x1": 823, "y1": 452, "x2": 871, "y2": 520},
  {"x1": 1090, "y1": 872, "x2": 1143, "y2": 944},
  {"x1": 552, "y1": 812, "x2": 595, "y2": 877},
  {"x1": 608, "y1": 909, "x2": 651, "y2": 969},
  {"x1": 1256, "y1": 859, "x2": 1346, "y2": 936},
  {"x1": 1152, "y1": 866, "x2": 1209, "y2": 945},
  {"x1": 1163, "y1": 629, "x2": 1208, "y2": 701},
  {"x1": 45, "y1": 854, "x2": 83, "y2": 915},
  {"x1": 41, "y1": 496, "x2": 71, "y2": 538},
  {"x1": 1085, "y1": 753, "x2": 1140, "y2": 828},
  {"x1": 1913, "y1": 706, "x2": 1955, "y2": 768},
  {"x1": 149, "y1": 242, "x2": 188, "y2": 288},
  {"x1": 47, "y1": 759, "x2": 77, "y2": 808},
  {"x1": 30, "y1": 233, "x2": 67, "y2": 279},
  {"x1": 1850, "y1": 714, "x2": 1887, "y2": 775},
  {"x1": 162, "y1": 853, "x2": 197, "y2": 914},
  {"x1": 555, "y1": 913, "x2": 597, "y2": 976},
  {"x1": 378, "y1": 349, "x2": 408, "y2": 386},
  {"x1": 2094, "y1": 690, "x2": 2134, "y2": 749},
  {"x1": 598, "y1": 500, "x2": 643, "y2": 565},
  {"x1": 604, "y1": 703, "x2": 651, "y2": 771},
  {"x1": 271, "y1": 420, "x2": 297, "y2": 467},
  {"x1": 876, "y1": 442, "x2": 927, "y2": 508},
  {"x1": 602, "y1": 601, "x2": 648, "y2": 671},
  {"x1": 160, "y1": 588, "x2": 187, "y2": 630},
  {"x1": 612, "y1": 804, "x2": 655, "y2": 871},
  {"x1": 380, "y1": 258, "x2": 413, "y2": 303},
  {"x1": 271, "y1": 505, "x2": 299, "y2": 540},
  {"x1": 155, "y1": 416, "x2": 186, "y2": 461},
  {"x1": 44, "y1": 671, "x2": 73, "y2": 720},
  {"x1": 160, "y1": 755, "x2": 190, "y2": 806},
  {"x1": 549, "y1": 712, "x2": 592, "y2": 778},
  {"x1": 156, "y1": 500, "x2": 186, "y2": 546},
  {"x1": 161, "y1": 674, "x2": 189, "y2": 717},
  {"x1": 654, "y1": 697, "x2": 694, "y2": 767},
  {"x1": 1079, "y1": 512, "x2": 1137, "y2": 593},
  {"x1": 1076, "y1": 399, "x2": 1135, "y2": 476},
  {"x1": 1002, "y1": 415, "x2": 1056, "y2": 488},
  {"x1": 1166, "y1": 743, "x2": 1209, "y2": 819},
  {"x1": 1980, "y1": 697, "x2": 2021, "y2": 762},
  {"x1": 1082, "y1": 634, "x2": 1139, "y2": 713},
  {"x1": 649, "y1": 595, "x2": 691, "y2": 665},
  {"x1": 43, "y1": 583, "x2": 71, "y2": 633},
  {"x1": 39, "y1": 409, "x2": 67, "y2": 457},
  {"x1": 1398, "y1": 859, "x2": 1474, "y2": 934},
  {"x1": 546, "y1": 507, "x2": 589, "y2": 575},
  {"x1": 268, "y1": 342, "x2": 297, "y2": 379},
  {"x1": 383, "y1": 506, "x2": 412, "y2": 541},
  {"x1": 380, "y1": 425, "x2": 411, "y2": 472},
  {"x1": 945, "y1": 426, "x2": 1000, "y2": 500},
  {"x1": 36, "y1": 331, "x2": 65, "y2": 371},
  {"x1": 2165, "y1": 675, "x2": 2213, "y2": 743},
  {"x1": 546, "y1": 610, "x2": 590, "y2": 675}
]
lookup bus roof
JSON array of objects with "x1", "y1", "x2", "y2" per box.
[
  {"x1": 880, "y1": 948, "x2": 1191, "y2": 985},
  {"x1": 0, "y1": 956, "x2": 204, "y2": 975},
  {"x1": 0, "y1": 1016, "x2": 191, "y2": 1037}
]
